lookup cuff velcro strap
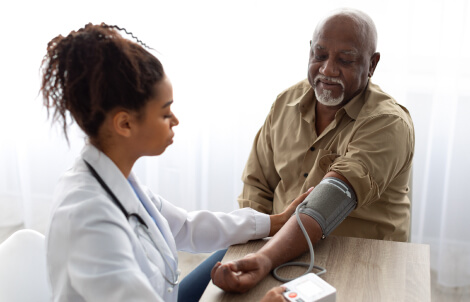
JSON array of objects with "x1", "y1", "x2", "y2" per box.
[{"x1": 298, "y1": 177, "x2": 357, "y2": 238}]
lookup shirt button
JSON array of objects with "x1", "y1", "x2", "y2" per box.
[
  {"x1": 303, "y1": 173, "x2": 308, "y2": 178},
  {"x1": 310, "y1": 147, "x2": 315, "y2": 151}
]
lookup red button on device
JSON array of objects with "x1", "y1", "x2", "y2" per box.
[{"x1": 288, "y1": 292, "x2": 298, "y2": 298}]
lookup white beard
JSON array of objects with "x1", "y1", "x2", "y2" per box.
[
  {"x1": 314, "y1": 88, "x2": 344, "y2": 106},
  {"x1": 314, "y1": 75, "x2": 345, "y2": 106}
]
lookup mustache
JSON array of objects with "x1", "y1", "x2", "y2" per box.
[{"x1": 314, "y1": 75, "x2": 345, "y2": 90}]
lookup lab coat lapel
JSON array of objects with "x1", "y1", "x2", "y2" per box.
[
  {"x1": 128, "y1": 172, "x2": 178, "y2": 267},
  {"x1": 81, "y1": 144, "x2": 177, "y2": 269},
  {"x1": 81, "y1": 145, "x2": 140, "y2": 215}
]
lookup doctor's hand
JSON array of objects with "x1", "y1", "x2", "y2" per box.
[
  {"x1": 260, "y1": 286, "x2": 287, "y2": 302},
  {"x1": 268, "y1": 187, "x2": 314, "y2": 236},
  {"x1": 210, "y1": 253, "x2": 272, "y2": 293}
]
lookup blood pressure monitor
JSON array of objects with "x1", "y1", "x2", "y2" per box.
[{"x1": 282, "y1": 273, "x2": 336, "y2": 302}]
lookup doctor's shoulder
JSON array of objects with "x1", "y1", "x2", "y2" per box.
[{"x1": 50, "y1": 167, "x2": 128, "y2": 230}]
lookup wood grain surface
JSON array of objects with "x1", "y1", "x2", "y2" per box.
[{"x1": 200, "y1": 236, "x2": 430, "y2": 302}]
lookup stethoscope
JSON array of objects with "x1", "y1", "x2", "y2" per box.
[{"x1": 84, "y1": 160, "x2": 180, "y2": 292}]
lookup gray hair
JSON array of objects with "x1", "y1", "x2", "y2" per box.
[{"x1": 313, "y1": 8, "x2": 378, "y2": 55}]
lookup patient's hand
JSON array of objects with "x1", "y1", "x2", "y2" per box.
[{"x1": 210, "y1": 253, "x2": 272, "y2": 293}]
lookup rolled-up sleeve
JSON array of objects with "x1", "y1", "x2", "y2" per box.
[{"x1": 329, "y1": 113, "x2": 414, "y2": 208}]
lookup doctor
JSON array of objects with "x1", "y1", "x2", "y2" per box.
[{"x1": 41, "y1": 23, "x2": 308, "y2": 302}]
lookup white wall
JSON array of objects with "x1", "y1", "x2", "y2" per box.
[{"x1": 1, "y1": 0, "x2": 469, "y2": 288}]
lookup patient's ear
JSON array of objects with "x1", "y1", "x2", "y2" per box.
[
  {"x1": 368, "y1": 52, "x2": 380, "y2": 77},
  {"x1": 112, "y1": 111, "x2": 133, "y2": 138}
]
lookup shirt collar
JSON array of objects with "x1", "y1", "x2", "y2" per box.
[
  {"x1": 340, "y1": 81, "x2": 371, "y2": 120},
  {"x1": 287, "y1": 80, "x2": 371, "y2": 122},
  {"x1": 287, "y1": 87, "x2": 316, "y2": 123}
]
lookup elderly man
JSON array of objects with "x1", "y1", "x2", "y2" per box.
[{"x1": 211, "y1": 8, "x2": 414, "y2": 293}]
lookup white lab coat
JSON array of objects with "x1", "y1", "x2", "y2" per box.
[{"x1": 46, "y1": 144, "x2": 270, "y2": 302}]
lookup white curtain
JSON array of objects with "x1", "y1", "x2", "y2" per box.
[{"x1": 1, "y1": 0, "x2": 469, "y2": 290}]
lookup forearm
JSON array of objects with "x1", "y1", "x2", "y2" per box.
[
  {"x1": 259, "y1": 213, "x2": 322, "y2": 270},
  {"x1": 212, "y1": 176, "x2": 354, "y2": 294},
  {"x1": 210, "y1": 199, "x2": 322, "y2": 294},
  {"x1": 268, "y1": 213, "x2": 285, "y2": 237}
]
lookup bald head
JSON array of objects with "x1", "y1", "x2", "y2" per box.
[
  {"x1": 314, "y1": 8, "x2": 378, "y2": 56},
  {"x1": 307, "y1": 8, "x2": 381, "y2": 107}
]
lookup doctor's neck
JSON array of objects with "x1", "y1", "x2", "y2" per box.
[{"x1": 89, "y1": 126, "x2": 140, "y2": 179}]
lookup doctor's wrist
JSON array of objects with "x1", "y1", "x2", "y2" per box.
[{"x1": 268, "y1": 213, "x2": 288, "y2": 237}]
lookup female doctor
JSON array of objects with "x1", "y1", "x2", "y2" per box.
[{"x1": 41, "y1": 23, "x2": 311, "y2": 302}]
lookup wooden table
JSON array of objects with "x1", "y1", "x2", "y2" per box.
[{"x1": 201, "y1": 236, "x2": 430, "y2": 302}]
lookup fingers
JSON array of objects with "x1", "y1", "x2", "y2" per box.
[
  {"x1": 270, "y1": 188, "x2": 315, "y2": 237},
  {"x1": 230, "y1": 254, "x2": 256, "y2": 272},
  {"x1": 210, "y1": 255, "x2": 268, "y2": 293},
  {"x1": 299, "y1": 186, "x2": 315, "y2": 200},
  {"x1": 211, "y1": 262, "x2": 242, "y2": 292},
  {"x1": 210, "y1": 261, "x2": 222, "y2": 280},
  {"x1": 291, "y1": 187, "x2": 314, "y2": 207},
  {"x1": 260, "y1": 286, "x2": 287, "y2": 302},
  {"x1": 268, "y1": 286, "x2": 286, "y2": 294},
  {"x1": 285, "y1": 187, "x2": 314, "y2": 213}
]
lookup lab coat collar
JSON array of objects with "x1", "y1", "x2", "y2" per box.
[
  {"x1": 80, "y1": 144, "x2": 178, "y2": 269},
  {"x1": 80, "y1": 144, "x2": 141, "y2": 216}
]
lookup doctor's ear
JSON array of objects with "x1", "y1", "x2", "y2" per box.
[{"x1": 112, "y1": 111, "x2": 133, "y2": 138}]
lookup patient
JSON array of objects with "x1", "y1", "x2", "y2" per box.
[
  {"x1": 40, "y1": 23, "x2": 311, "y2": 301},
  {"x1": 212, "y1": 8, "x2": 414, "y2": 293}
]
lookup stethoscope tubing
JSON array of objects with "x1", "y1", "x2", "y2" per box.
[
  {"x1": 84, "y1": 160, "x2": 148, "y2": 228},
  {"x1": 83, "y1": 159, "x2": 179, "y2": 287}
]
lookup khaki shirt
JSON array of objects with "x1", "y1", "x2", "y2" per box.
[{"x1": 238, "y1": 80, "x2": 414, "y2": 241}]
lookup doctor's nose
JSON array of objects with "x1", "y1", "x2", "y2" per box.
[{"x1": 171, "y1": 115, "x2": 179, "y2": 127}]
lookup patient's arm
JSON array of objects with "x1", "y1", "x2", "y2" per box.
[
  {"x1": 211, "y1": 213, "x2": 321, "y2": 293},
  {"x1": 210, "y1": 171, "x2": 351, "y2": 293}
]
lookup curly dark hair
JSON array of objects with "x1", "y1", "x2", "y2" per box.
[{"x1": 40, "y1": 23, "x2": 164, "y2": 141}]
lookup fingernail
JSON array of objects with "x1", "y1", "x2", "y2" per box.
[{"x1": 308, "y1": 187, "x2": 314, "y2": 192}]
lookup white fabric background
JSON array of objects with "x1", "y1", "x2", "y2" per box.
[{"x1": 0, "y1": 0, "x2": 469, "y2": 289}]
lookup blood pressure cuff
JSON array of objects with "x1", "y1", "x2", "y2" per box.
[{"x1": 298, "y1": 177, "x2": 357, "y2": 238}]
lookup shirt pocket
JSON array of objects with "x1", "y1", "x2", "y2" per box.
[{"x1": 309, "y1": 149, "x2": 339, "y2": 185}]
